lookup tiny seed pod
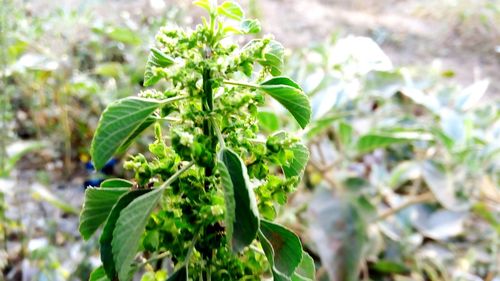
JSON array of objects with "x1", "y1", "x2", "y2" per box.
[{"x1": 266, "y1": 135, "x2": 282, "y2": 153}]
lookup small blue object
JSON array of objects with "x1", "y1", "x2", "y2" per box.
[
  {"x1": 84, "y1": 178, "x2": 104, "y2": 188},
  {"x1": 83, "y1": 158, "x2": 118, "y2": 189},
  {"x1": 84, "y1": 158, "x2": 117, "y2": 174},
  {"x1": 84, "y1": 161, "x2": 94, "y2": 171},
  {"x1": 101, "y1": 158, "x2": 118, "y2": 175}
]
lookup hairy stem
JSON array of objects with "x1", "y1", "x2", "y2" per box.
[
  {"x1": 202, "y1": 66, "x2": 214, "y2": 189},
  {"x1": 159, "y1": 161, "x2": 195, "y2": 189},
  {"x1": 211, "y1": 118, "x2": 225, "y2": 149},
  {"x1": 161, "y1": 95, "x2": 191, "y2": 105},
  {"x1": 223, "y1": 80, "x2": 259, "y2": 89}
]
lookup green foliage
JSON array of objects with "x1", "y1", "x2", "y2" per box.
[
  {"x1": 80, "y1": 1, "x2": 311, "y2": 280},
  {"x1": 99, "y1": 190, "x2": 151, "y2": 279},
  {"x1": 79, "y1": 188, "x2": 129, "y2": 240},
  {"x1": 282, "y1": 143, "x2": 309, "y2": 178},
  {"x1": 144, "y1": 48, "x2": 174, "y2": 87},
  {"x1": 218, "y1": 148, "x2": 259, "y2": 253},
  {"x1": 259, "y1": 40, "x2": 285, "y2": 76},
  {"x1": 260, "y1": 77, "x2": 311, "y2": 128},
  {"x1": 289, "y1": 35, "x2": 500, "y2": 280},
  {"x1": 112, "y1": 188, "x2": 164, "y2": 281},
  {"x1": 259, "y1": 220, "x2": 303, "y2": 280},
  {"x1": 292, "y1": 252, "x2": 315, "y2": 281},
  {"x1": 89, "y1": 266, "x2": 108, "y2": 281},
  {"x1": 90, "y1": 97, "x2": 163, "y2": 170}
]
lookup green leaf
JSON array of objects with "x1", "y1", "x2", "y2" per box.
[
  {"x1": 305, "y1": 115, "x2": 343, "y2": 139},
  {"x1": 400, "y1": 88, "x2": 441, "y2": 114},
  {"x1": 260, "y1": 77, "x2": 311, "y2": 129},
  {"x1": 144, "y1": 48, "x2": 174, "y2": 87},
  {"x1": 259, "y1": 40, "x2": 284, "y2": 76},
  {"x1": 257, "y1": 111, "x2": 280, "y2": 132},
  {"x1": 218, "y1": 148, "x2": 260, "y2": 253},
  {"x1": 371, "y1": 260, "x2": 409, "y2": 274},
  {"x1": 143, "y1": 230, "x2": 160, "y2": 251},
  {"x1": 100, "y1": 190, "x2": 151, "y2": 279},
  {"x1": 100, "y1": 178, "x2": 134, "y2": 188},
  {"x1": 364, "y1": 70, "x2": 404, "y2": 97},
  {"x1": 89, "y1": 266, "x2": 110, "y2": 281},
  {"x1": 439, "y1": 109, "x2": 465, "y2": 145},
  {"x1": 113, "y1": 188, "x2": 164, "y2": 281},
  {"x1": 240, "y1": 19, "x2": 261, "y2": 34},
  {"x1": 259, "y1": 232, "x2": 289, "y2": 281},
  {"x1": 472, "y1": 203, "x2": 500, "y2": 234},
  {"x1": 455, "y1": 79, "x2": 489, "y2": 111},
  {"x1": 388, "y1": 161, "x2": 420, "y2": 189},
  {"x1": 421, "y1": 160, "x2": 465, "y2": 210},
  {"x1": 338, "y1": 121, "x2": 353, "y2": 147},
  {"x1": 292, "y1": 252, "x2": 316, "y2": 281},
  {"x1": 117, "y1": 116, "x2": 156, "y2": 154},
  {"x1": 259, "y1": 220, "x2": 303, "y2": 279},
  {"x1": 166, "y1": 266, "x2": 188, "y2": 281},
  {"x1": 107, "y1": 27, "x2": 141, "y2": 45},
  {"x1": 282, "y1": 143, "x2": 309, "y2": 178},
  {"x1": 193, "y1": 0, "x2": 212, "y2": 12},
  {"x1": 307, "y1": 191, "x2": 366, "y2": 281},
  {"x1": 217, "y1": 1, "x2": 244, "y2": 21},
  {"x1": 91, "y1": 97, "x2": 162, "y2": 170},
  {"x1": 217, "y1": 158, "x2": 235, "y2": 249},
  {"x1": 357, "y1": 134, "x2": 406, "y2": 153},
  {"x1": 356, "y1": 132, "x2": 433, "y2": 153},
  {"x1": 79, "y1": 187, "x2": 129, "y2": 240}
]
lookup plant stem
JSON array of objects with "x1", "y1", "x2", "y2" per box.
[
  {"x1": 159, "y1": 161, "x2": 195, "y2": 189},
  {"x1": 184, "y1": 229, "x2": 201, "y2": 266},
  {"x1": 211, "y1": 118, "x2": 225, "y2": 148},
  {"x1": 377, "y1": 192, "x2": 434, "y2": 221},
  {"x1": 204, "y1": 69, "x2": 214, "y2": 112},
  {"x1": 161, "y1": 95, "x2": 190, "y2": 105},
  {"x1": 223, "y1": 80, "x2": 260, "y2": 89},
  {"x1": 140, "y1": 251, "x2": 171, "y2": 266},
  {"x1": 153, "y1": 116, "x2": 182, "y2": 123},
  {"x1": 202, "y1": 66, "x2": 215, "y2": 190}
]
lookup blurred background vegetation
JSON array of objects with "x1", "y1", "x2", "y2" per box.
[{"x1": 0, "y1": 0, "x2": 499, "y2": 280}]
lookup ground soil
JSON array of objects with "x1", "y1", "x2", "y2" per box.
[
  {"x1": 251, "y1": 0, "x2": 500, "y2": 96},
  {"x1": 28, "y1": 0, "x2": 500, "y2": 95}
]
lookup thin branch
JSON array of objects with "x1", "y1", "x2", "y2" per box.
[
  {"x1": 223, "y1": 80, "x2": 260, "y2": 88},
  {"x1": 308, "y1": 160, "x2": 338, "y2": 189},
  {"x1": 154, "y1": 116, "x2": 182, "y2": 123},
  {"x1": 211, "y1": 117, "x2": 225, "y2": 148},
  {"x1": 158, "y1": 161, "x2": 195, "y2": 189},
  {"x1": 161, "y1": 95, "x2": 191, "y2": 105},
  {"x1": 140, "y1": 251, "x2": 171, "y2": 267},
  {"x1": 377, "y1": 192, "x2": 434, "y2": 221},
  {"x1": 183, "y1": 229, "x2": 201, "y2": 266}
]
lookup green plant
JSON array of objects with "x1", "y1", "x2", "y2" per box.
[
  {"x1": 80, "y1": 1, "x2": 314, "y2": 280},
  {"x1": 285, "y1": 36, "x2": 500, "y2": 280}
]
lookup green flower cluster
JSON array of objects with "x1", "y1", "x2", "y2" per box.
[
  {"x1": 122, "y1": 16, "x2": 303, "y2": 278},
  {"x1": 81, "y1": 1, "x2": 312, "y2": 280}
]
